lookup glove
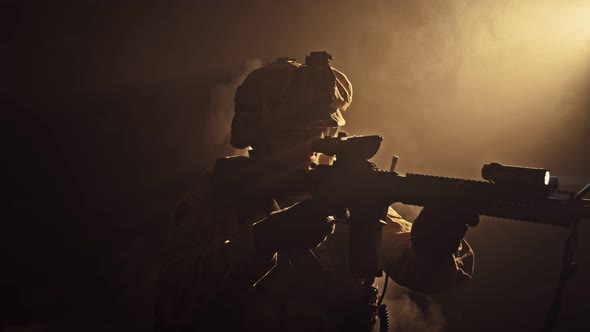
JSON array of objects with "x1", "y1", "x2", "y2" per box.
[
  {"x1": 252, "y1": 198, "x2": 339, "y2": 254},
  {"x1": 411, "y1": 206, "x2": 479, "y2": 267}
]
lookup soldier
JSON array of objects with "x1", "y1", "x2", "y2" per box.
[{"x1": 154, "y1": 52, "x2": 476, "y2": 331}]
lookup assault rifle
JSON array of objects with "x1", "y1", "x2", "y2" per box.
[
  {"x1": 213, "y1": 133, "x2": 590, "y2": 330},
  {"x1": 214, "y1": 133, "x2": 589, "y2": 276},
  {"x1": 307, "y1": 134, "x2": 590, "y2": 277},
  {"x1": 313, "y1": 134, "x2": 589, "y2": 331}
]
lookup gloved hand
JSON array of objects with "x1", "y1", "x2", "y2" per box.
[
  {"x1": 252, "y1": 198, "x2": 340, "y2": 254},
  {"x1": 411, "y1": 206, "x2": 479, "y2": 267}
]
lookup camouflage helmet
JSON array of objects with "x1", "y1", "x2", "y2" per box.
[{"x1": 231, "y1": 52, "x2": 353, "y2": 149}]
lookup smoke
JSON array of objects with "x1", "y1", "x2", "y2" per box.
[
  {"x1": 331, "y1": 0, "x2": 590, "y2": 177},
  {"x1": 205, "y1": 58, "x2": 263, "y2": 154},
  {"x1": 384, "y1": 284, "x2": 446, "y2": 332}
]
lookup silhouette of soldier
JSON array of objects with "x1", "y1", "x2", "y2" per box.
[{"x1": 154, "y1": 52, "x2": 477, "y2": 331}]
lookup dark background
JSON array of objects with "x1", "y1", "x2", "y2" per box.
[{"x1": 3, "y1": 0, "x2": 590, "y2": 331}]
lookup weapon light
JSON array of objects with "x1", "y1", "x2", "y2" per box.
[{"x1": 482, "y1": 162, "x2": 550, "y2": 186}]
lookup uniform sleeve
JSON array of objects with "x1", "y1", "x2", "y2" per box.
[
  {"x1": 381, "y1": 207, "x2": 474, "y2": 294},
  {"x1": 155, "y1": 189, "x2": 276, "y2": 328}
]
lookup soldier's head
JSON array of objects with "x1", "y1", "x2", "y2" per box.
[{"x1": 231, "y1": 52, "x2": 352, "y2": 170}]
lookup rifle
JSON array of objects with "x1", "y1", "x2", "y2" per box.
[
  {"x1": 213, "y1": 133, "x2": 590, "y2": 330},
  {"x1": 311, "y1": 133, "x2": 590, "y2": 331},
  {"x1": 306, "y1": 134, "x2": 590, "y2": 276}
]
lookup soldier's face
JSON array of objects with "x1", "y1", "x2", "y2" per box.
[{"x1": 267, "y1": 128, "x2": 329, "y2": 170}]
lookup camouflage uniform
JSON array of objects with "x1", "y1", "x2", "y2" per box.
[
  {"x1": 155, "y1": 53, "x2": 474, "y2": 331},
  {"x1": 154, "y1": 172, "x2": 474, "y2": 331}
]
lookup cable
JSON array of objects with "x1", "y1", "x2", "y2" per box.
[
  {"x1": 378, "y1": 304, "x2": 390, "y2": 332},
  {"x1": 542, "y1": 218, "x2": 580, "y2": 331},
  {"x1": 378, "y1": 273, "x2": 389, "y2": 307}
]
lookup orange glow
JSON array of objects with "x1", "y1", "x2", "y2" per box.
[{"x1": 330, "y1": 0, "x2": 590, "y2": 179}]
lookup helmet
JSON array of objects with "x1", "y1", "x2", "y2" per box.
[{"x1": 231, "y1": 52, "x2": 353, "y2": 149}]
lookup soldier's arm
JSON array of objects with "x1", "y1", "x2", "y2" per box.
[
  {"x1": 381, "y1": 207, "x2": 474, "y2": 294},
  {"x1": 155, "y1": 193, "x2": 276, "y2": 328}
]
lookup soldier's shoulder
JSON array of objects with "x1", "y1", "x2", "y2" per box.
[
  {"x1": 181, "y1": 155, "x2": 250, "y2": 202},
  {"x1": 179, "y1": 168, "x2": 213, "y2": 201}
]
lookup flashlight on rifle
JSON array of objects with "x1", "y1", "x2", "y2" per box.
[{"x1": 481, "y1": 162, "x2": 558, "y2": 188}]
